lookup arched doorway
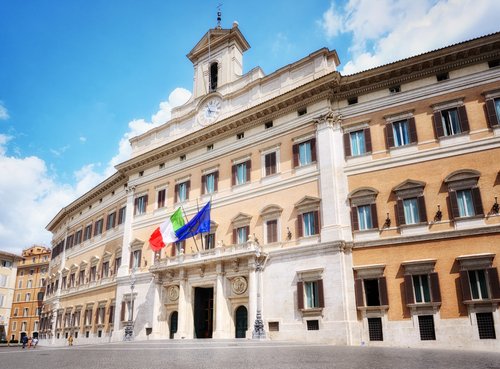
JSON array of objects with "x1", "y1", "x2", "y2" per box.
[
  {"x1": 235, "y1": 306, "x2": 248, "y2": 338},
  {"x1": 169, "y1": 311, "x2": 178, "y2": 339}
]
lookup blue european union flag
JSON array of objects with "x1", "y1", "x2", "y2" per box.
[{"x1": 175, "y1": 201, "x2": 211, "y2": 242}]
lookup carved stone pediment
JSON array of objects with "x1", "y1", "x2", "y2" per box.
[
  {"x1": 231, "y1": 212, "x2": 252, "y2": 227},
  {"x1": 294, "y1": 196, "x2": 321, "y2": 212}
]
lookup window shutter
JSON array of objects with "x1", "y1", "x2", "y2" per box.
[
  {"x1": 108, "y1": 306, "x2": 114, "y2": 324},
  {"x1": 246, "y1": 160, "x2": 251, "y2": 182},
  {"x1": 432, "y1": 111, "x2": 444, "y2": 138},
  {"x1": 378, "y1": 277, "x2": 388, "y2": 306},
  {"x1": 186, "y1": 181, "x2": 190, "y2": 200},
  {"x1": 174, "y1": 184, "x2": 179, "y2": 202},
  {"x1": 354, "y1": 279, "x2": 364, "y2": 307},
  {"x1": 95, "y1": 308, "x2": 99, "y2": 324},
  {"x1": 231, "y1": 164, "x2": 236, "y2": 186},
  {"x1": 404, "y1": 275, "x2": 415, "y2": 305},
  {"x1": 429, "y1": 272, "x2": 442, "y2": 303},
  {"x1": 417, "y1": 196, "x2": 428, "y2": 223},
  {"x1": 385, "y1": 124, "x2": 394, "y2": 148},
  {"x1": 408, "y1": 117, "x2": 418, "y2": 143},
  {"x1": 448, "y1": 191, "x2": 460, "y2": 220},
  {"x1": 457, "y1": 105, "x2": 470, "y2": 132},
  {"x1": 129, "y1": 252, "x2": 133, "y2": 269},
  {"x1": 232, "y1": 229, "x2": 237, "y2": 244},
  {"x1": 214, "y1": 171, "x2": 219, "y2": 191},
  {"x1": 371, "y1": 203, "x2": 379, "y2": 229},
  {"x1": 297, "y1": 214, "x2": 303, "y2": 237},
  {"x1": 134, "y1": 198, "x2": 138, "y2": 215},
  {"x1": 120, "y1": 301, "x2": 125, "y2": 321},
  {"x1": 317, "y1": 279, "x2": 325, "y2": 308},
  {"x1": 244, "y1": 226, "x2": 250, "y2": 242},
  {"x1": 363, "y1": 128, "x2": 372, "y2": 153},
  {"x1": 137, "y1": 250, "x2": 142, "y2": 268},
  {"x1": 459, "y1": 270, "x2": 472, "y2": 301},
  {"x1": 485, "y1": 99, "x2": 499, "y2": 127},
  {"x1": 311, "y1": 138, "x2": 317, "y2": 162},
  {"x1": 487, "y1": 267, "x2": 500, "y2": 299},
  {"x1": 313, "y1": 210, "x2": 320, "y2": 235},
  {"x1": 471, "y1": 187, "x2": 484, "y2": 216},
  {"x1": 297, "y1": 281, "x2": 304, "y2": 310},
  {"x1": 292, "y1": 143, "x2": 299, "y2": 167},
  {"x1": 201, "y1": 174, "x2": 206, "y2": 195},
  {"x1": 351, "y1": 207, "x2": 359, "y2": 231},
  {"x1": 396, "y1": 199, "x2": 406, "y2": 226},
  {"x1": 343, "y1": 132, "x2": 351, "y2": 157}
]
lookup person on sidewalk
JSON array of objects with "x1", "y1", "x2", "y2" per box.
[
  {"x1": 21, "y1": 335, "x2": 28, "y2": 349},
  {"x1": 68, "y1": 335, "x2": 73, "y2": 346}
]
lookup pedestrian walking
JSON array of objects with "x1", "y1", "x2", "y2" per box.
[
  {"x1": 21, "y1": 335, "x2": 28, "y2": 349},
  {"x1": 68, "y1": 335, "x2": 73, "y2": 346},
  {"x1": 32, "y1": 337, "x2": 38, "y2": 348}
]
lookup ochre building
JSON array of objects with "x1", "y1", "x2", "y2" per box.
[{"x1": 42, "y1": 23, "x2": 500, "y2": 350}]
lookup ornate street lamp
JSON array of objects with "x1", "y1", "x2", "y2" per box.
[{"x1": 124, "y1": 267, "x2": 136, "y2": 341}]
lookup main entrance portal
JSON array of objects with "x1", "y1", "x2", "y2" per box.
[{"x1": 194, "y1": 287, "x2": 213, "y2": 338}]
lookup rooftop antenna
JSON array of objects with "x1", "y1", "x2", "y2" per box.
[{"x1": 216, "y1": 3, "x2": 222, "y2": 29}]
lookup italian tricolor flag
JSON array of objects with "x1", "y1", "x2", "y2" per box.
[{"x1": 149, "y1": 208, "x2": 185, "y2": 252}]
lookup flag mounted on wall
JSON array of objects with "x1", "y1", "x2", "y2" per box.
[
  {"x1": 175, "y1": 201, "x2": 211, "y2": 242},
  {"x1": 149, "y1": 207, "x2": 185, "y2": 252},
  {"x1": 149, "y1": 202, "x2": 211, "y2": 252}
]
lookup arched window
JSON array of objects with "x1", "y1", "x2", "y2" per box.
[{"x1": 210, "y1": 62, "x2": 218, "y2": 91}]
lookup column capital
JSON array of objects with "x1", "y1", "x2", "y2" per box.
[{"x1": 314, "y1": 109, "x2": 342, "y2": 130}]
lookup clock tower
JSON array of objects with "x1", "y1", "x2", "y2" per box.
[{"x1": 187, "y1": 21, "x2": 251, "y2": 99}]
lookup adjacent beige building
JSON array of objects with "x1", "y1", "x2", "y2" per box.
[{"x1": 0, "y1": 250, "x2": 22, "y2": 342}]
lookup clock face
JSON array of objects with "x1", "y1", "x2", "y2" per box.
[{"x1": 198, "y1": 97, "x2": 222, "y2": 125}]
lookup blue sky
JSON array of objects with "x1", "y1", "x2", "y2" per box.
[{"x1": 1, "y1": 0, "x2": 499, "y2": 254}]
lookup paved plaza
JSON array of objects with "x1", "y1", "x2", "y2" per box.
[{"x1": 0, "y1": 340, "x2": 499, "y2": 369}]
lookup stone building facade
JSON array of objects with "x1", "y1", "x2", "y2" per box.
[{"x1": 42, "y1": 24, "x2": 500, "y2": 349}]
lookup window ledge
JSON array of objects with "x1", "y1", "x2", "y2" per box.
[
  {"x1": 293, "y1": 163, "x2": 317, "y2": 175},
  {"x1": 300, "y1": 308, "x2": 323, "y2": 317},
  {"x1": 463, "y1": 299, "x2": 499, "y2": 306},
  {"x1": 260, "y1": 173, "x2": 281, "y2": 184},
  {"x1": 357, "y1": 305, "x2": 389, "y2": 312},
  {"x1": 346, "y1": 153, "x2": 372, "y2": 165},
  {"x1": 438, "y1": 132, "x2": 470, "y2": 146},
  {"x1": 399, "y1": 223, "x2": 429, "y2": 236},
  {"x1": 389, "y1": 144, "x2": 418, "y2": 157},
  {"x1": 232, "y1": 182, "x2": 251, "y2": 191},
  {"x1": 353, "y1": 229, "x2": 379, "y2": 241},
  {"x1": 407, "y1": 302, "x2": 441, "y2": 311},
  {"x1": 454, "y1": 216, "x2": 485, "y2": 230}
]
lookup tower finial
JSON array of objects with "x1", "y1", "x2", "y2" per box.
[{"x1": 216, "y1": 3, "x2": 222, "y2": 29}]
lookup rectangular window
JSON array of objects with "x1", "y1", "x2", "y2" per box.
[
  {"x1": 134, "y1": 194, "x2": 148, "y2": 215},
  {"x1": 204, "y1": 233, "x2": 215, "y2": 250},
  {"x1": 266, "y1": 219, "x2": 278, "y2": 243},
  {"x1": 392, "y1": 120, "x2": 410, "y2": 147},
  {"x1": 477, "y1": 312, "x2": 496, "y2": 339},
  {"x1": 268, "y1": 322, "x2": 279, "y2": 331},
  {"x1": 90, "y1": 266, "x2": 97, "y2": 282},
  {"x1": 367, "y1": 317, "x2": 383, "y2": 341},
  {"x1": 469, "y1": 269, "x2": 489, "y2": 300},
  {"x1": 175, "y1": 181, "x2": 190, "y2": 202},
  {"x1": 350, "y1": 130, "x2": 366, "y2": 156},
  {"x1": 306, "y1": 320, "x2": 319, "y2": 330},
  {"x1": 202, "y1": 172, "x2": 218, "y2": 194},
  {"x1": 114, "y1": 257, "x2": 121, "y2": 274},
  {"x1": 106, "y1": 212, "x2": 116, "y2": 230},
  {"x1": 0, "y1": 275, "x2": 7, "y2": 287},
  {"x1": 302, "y1": 212, "x2": 318, "y2": 237},
  {"x1": 364, "y1": 279, "x2": 380, "y2": 306},
  {"x1": 357, "y1": 205, "x2": 373, "y2": 230},
  {"x1": 403, "y1": 198, "x2": 420, "y2": 225},
  {"x1": 413, "y1": 275, "x2": 431, "y2": 303},
  {"x1": 69, "y1": 273, "x2": 75, "y2": 287},
  {"x1": 485, "y1": 98, "x2": 500, "y2": 127},
  {"x1": 456, "y1": 189, "x2": 475, "y2": 217},
  {"x1": 102, "y1": 261, "x2": 109, "y2": 278},
  {"x1": 94, "y1": 219, "x2": 103, "y2": 236},
  {"x1": 418, "y1": 315, "x2": 436, "y2": 341},
  {"x1": 234, "y1": 162, "x2": 249, "y2": 185},
  {"x1": 157, "y1": 189, "x2": 166, "y2": 208},
  {"x1": 236, "y1": 226, "x2": 248, "y2": 244},
  {"x1": 264, "y1": 152, "x2": 277, "y2": 176},
  {"x1": 304, "y1": 281, "x2": 319, "y2": 308},
  {"x1": 75, "y1": 230, "x2": 82, "y2": 245},
  {"x1": 83, "y1": 224, "x2": 92, "y2": 241},
  {"x1": 298, "y1": 141, "x2": 312, "y2": 166},
  {"x1": 79, "y1": 270, "x2": 85, "y2": 285},
  {"x1": 118, "y1": 206, "x2": 126, "y2": 225},
  {"x1": 23, "y1": 307, "x2": 29, "y2": 317},
  {"x1": 441, "y1": 108, "x2": 461, "y2": 136},
  {"x1": 25, "y1": 293, "x2": 31, "y2": 302},
  {"x1": 131, "y1": 250, "x2": 141, "y2": 269}
]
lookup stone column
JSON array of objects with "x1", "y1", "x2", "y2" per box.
[
  {"x1": 247, "y1": 257, "x2": 257, "y2": 338},
  {"x1": 213, "y1": 263, "x2": 229, "y2": 338},
  {"x1": 314, "y1": 110, "x2": 352, "y2": 243},
  {"x1": 174, "y1": 268, "x2": 189, "y2": 339},
  {"x1": 151, "y1": 274, "x2": 164, "y2": 337},
  {"x1": 117, "y1": 186, "x2": 136, "y2": 278}
]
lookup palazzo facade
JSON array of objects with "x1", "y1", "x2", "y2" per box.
[{"x1": 41, "y1": 24, "x2": 500, "y2": 349}]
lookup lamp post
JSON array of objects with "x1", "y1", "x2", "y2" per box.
[
  {"x1": 124, "y1": 267, "x2": 136, "y2": 341},
  {"x1": 252, "y1": 260, "x2": 266, "y2": 339}
]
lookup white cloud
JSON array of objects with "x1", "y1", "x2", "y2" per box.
[
  {"x1": 106, "y1": 87, "x2": 191, "y2": 175},
  {"x1": 0, "y1": 87, "x2": 191, "y2": 255},
  {"x1": 79, "y1": 136, "x2": 87, "y2": 143},
  {"x1": 319, "y1": 0, "x2": 500, "y2": 74},
  {"x1": 0, "y1": 101, "x2": 9, "y2": 120},
  {"x1": 318, "y1": 2, "x2": 344, "y2": 39}
]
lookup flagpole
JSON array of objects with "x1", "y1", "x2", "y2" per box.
[
  {"x1": 197, "y1": 198, "x2": 205, "y2": 251},
  {"x1": 181, "y1": 205, "x2": 200, "y2": 252}
]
